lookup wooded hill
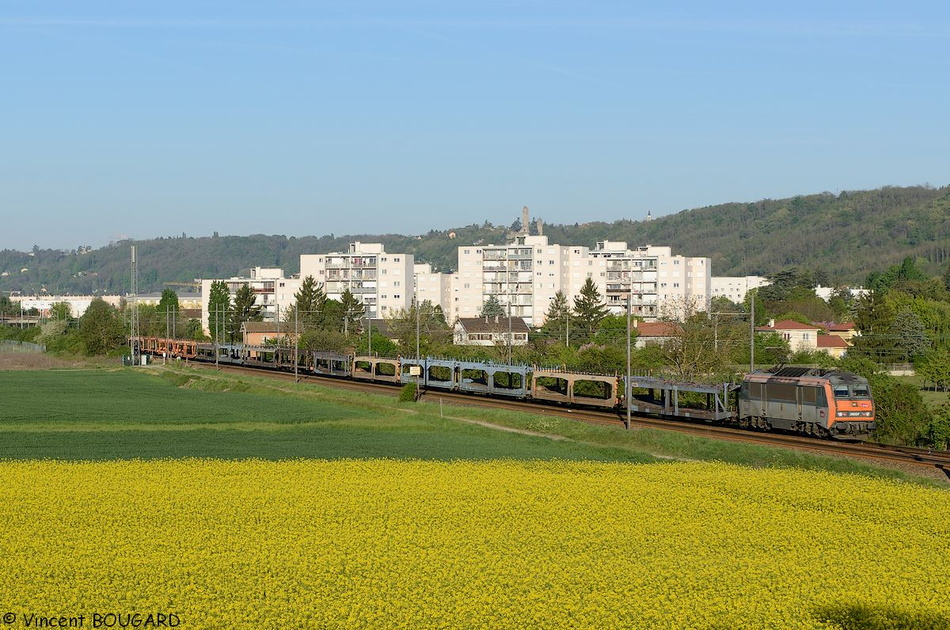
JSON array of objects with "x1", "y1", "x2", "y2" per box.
[{"x1": 2, "y1": 184, "x2": 948, "y2": 295}]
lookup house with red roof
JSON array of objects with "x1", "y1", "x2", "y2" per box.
[
  {"x1": 817, "y1": 334, "x2": 850, "y2": 359},
  {"x1": 822, "y1": 322, "x2": 858, "y2": 343},
  {"x1": 757, "y1": 319, "x2": 854, "y2": 357},
  {"x1": 756, "y1": 320, "x2": 821, "y2": 353},
  {"x1": 632, "y1": 320, "x2": 682, "y2": 349}
]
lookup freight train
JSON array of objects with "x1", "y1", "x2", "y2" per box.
[{"x1": 133, "y1": 336, "x2": 876, "y2": 440}]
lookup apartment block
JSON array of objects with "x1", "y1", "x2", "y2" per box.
[
  {"x1": 588, "y1": 241, "x2": 660, "y2": 319},
  {"x1": 451, "y1": 237, "x2": 710, "y2": 326},
  {"x1": 710, "y1": 276, "x2": 770, "y2": 304},
  {"x1": 413, "y1": 263, "x2": 452, "y2": 313},
  {"x1": 635, "y1": 245, "x2": 711, "y2": 316},
  {"x1": 200, "y1": 267, "x2": 301, "y2": 336},
  {"x1": 451, "y1": 235, "x2": 590, "y2": 326},
  {"x1": 299, "y1": 242, "x2": 414, "y2": 319}
]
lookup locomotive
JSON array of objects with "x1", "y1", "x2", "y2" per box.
[{"x1": 133, "y1": 337, "x2": 876, "y2": 440}]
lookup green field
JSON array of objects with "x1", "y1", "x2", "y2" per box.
[
  {"x1": 0, "y1": 365, "x2": 943, "y2": 485},
  {"x1": 0, "y1": 367, "x2": 652, "y2": 462}
]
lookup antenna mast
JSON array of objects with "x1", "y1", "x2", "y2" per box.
[{"x1": 130, "y1": 245, "x2": 139, "y2": 364}]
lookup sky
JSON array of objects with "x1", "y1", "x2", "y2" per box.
[{"x1": 1, "y1": 1, "x2": 948, "y2": 252}]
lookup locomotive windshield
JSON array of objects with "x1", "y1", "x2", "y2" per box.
[{"x1": 833, "y1": 382, "x2": 871, "y2": 399}]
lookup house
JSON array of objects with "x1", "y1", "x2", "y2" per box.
[
  {"x1": 632, "y1": 320, "x2": 682, "y2": 349},
  {"x1": 241, "y1": 322, "x2": 288, "y2": 346},
  {"x1": 817, "y1": 334, "x2": 850, "y2": 359},
  {"x1": 822, "y1": 322, "x2": 858, "y2": 343},
  {"x1": 756, "y1": 320, "x2": 820, "y2": 353},
  {"x1": 454, "y1": 317, "x2": 530, "y2": 347}
]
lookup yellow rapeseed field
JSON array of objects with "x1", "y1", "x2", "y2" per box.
[{"x1": 0, "y1": 460, "x2": 947, "y2": 629}]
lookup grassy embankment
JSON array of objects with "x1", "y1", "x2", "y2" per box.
[{"x1": 0, "y1": 364, "x2": 943, "y2": 486}]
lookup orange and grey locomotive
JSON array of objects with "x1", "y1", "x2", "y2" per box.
[{"x1": 738, "y1": 367, "x2": 875, "y2": 439}]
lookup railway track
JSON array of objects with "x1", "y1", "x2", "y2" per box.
[{"x1": 186, "y1": 361, "x2": 950, "y2": 479}]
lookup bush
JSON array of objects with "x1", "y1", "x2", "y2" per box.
[
  {"x1": 925, "y1": 404, "x2": 950, "y2": 451},
  {"x1": 398, "y1": 382, "x2": 418, "y2": 402}
]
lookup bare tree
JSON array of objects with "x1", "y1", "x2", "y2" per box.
[{"x1": 660, "y1": 296, "x2": 730, "y2": 382}]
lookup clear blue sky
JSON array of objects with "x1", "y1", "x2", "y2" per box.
[{"x1": 2, "y1": 1, "x2": 947, "y2": 251}]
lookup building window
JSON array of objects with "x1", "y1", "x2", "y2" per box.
[
  {"x1": 394, "y1": 281, "x2": 400, "y2": 287},
  {"x1": 394, "y1": 257, "x2": 400, "y2": 262}
]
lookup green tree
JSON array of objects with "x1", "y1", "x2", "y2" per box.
[
  {"x1": 840, "y1": 357, "x2": 930, "y2": 446},
  {"x1": 79, "y1": 298, "x2": 125, "y2": 355},
  {"x1": 573, "y1": 278, "x2": 608, "y2": 340},
  {"x1": 299, "y1": 328, "x2": 348, "y2": 353},
  {"x1": 925, "y1": 404, "x2": 950, "y2": 450},
  {"x1": 479, "y1": 295, "x2": 506, "y2": 318},
  {"x1": 294, "y1": 275, "x2": 327, "y2": 330},
  {"x1": 869, "y1": 256, "x2": 927, "y2": 292},
  {"x1": 184, "y1": 318, "x2": 205, "y2": 341},
  {"x1": 826, "y1": 288, "x2": 854, "y2": 321},
  {"x1": 540, "y1": 291, "x2": 572, "y2": 345},
  {"x1": 914, "y1": 351, "x2": 950, "y2": 391},
  {"x1": 320, "y1": 299, "x2": 345, "y2": 333},
  {"x1": 0, "y1": 294, "x2": 14, "y2": 319},
  {"x1": 49, "y1": 302, "x2": 72, "y2": 322},
  {"x1": 229, "y1": 284, "x2": 263, "y2": 343},
  {"x1": 207, "y1": 280, "x2": 230, "y2": 343},
  {"x1": 157, "y1": 289, "x2": 181, "y2": 336},
  {"x1": 890, "y1": 307, "x2": 930, "y2": 362},
  {"x1": 36, "y1": 319, "x2": 73, "y2": 352},
  {"x1": 387, "y1": 300, "x2": 452, "y2": 357},
  {"x1": 339, "y1": 289, "x2": 364, "y2": 337},
  {"x1": 592, "y1": 314, "x2": 630, "y2": 345},
  {"x1": 850, "y1": 290, "x2": 897, "y2": 362}
]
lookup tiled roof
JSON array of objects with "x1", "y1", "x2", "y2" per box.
[
  {"x1": 758, "y1": 320, "x2": 821, "y2": 331},
  {"x1": 817, "y1": 335, "x2": 850, "y2": 348},
  {"x1": 456, "y1": 317, "x2": 531, "y2": 334},
  {"x1": 242, "y1": 322, "x2": 283, "y2": 333},
  {"x1": 824, "y1": 322, "x2": 856, "y2": 332},
  {"x1": 634, "y1": 321, "x2": 682, "y2": 337}
]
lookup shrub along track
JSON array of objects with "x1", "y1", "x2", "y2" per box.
[{"x1": 183, "y1": 361, "x2": 950, "y2": 481}]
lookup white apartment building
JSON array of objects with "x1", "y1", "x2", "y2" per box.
[
  {"x1": 451, "y1": 238, "x2": 711, "y2": 326},
  {"x1": 12, "y1": 294, "x2": 125, "y2": 318},
  {"x1": 588, "y1": 241, "x2": 660, "y2": 319},
  {"x1": 413, "y1": 263, "x2": 452, "y2": 313},
  {"x1": 299, "y1": 242, "x2": 414, "y2": 319},
  {"x1": 710, "y1": 276, "x2": 770, "y2": 304},
  {"x1": 635, "y1": 245, "x2": 711, "y2": 316},
  {"x1": 199, "y1": 267, "x2": 301, "y2": 336},
  {"x1": 451, "y1": 235, "x2": 591, "y2": 326}
]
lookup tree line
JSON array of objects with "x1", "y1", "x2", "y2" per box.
[{"x1": 4, "y1": 253, "x2": 950, "y2": 450}]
